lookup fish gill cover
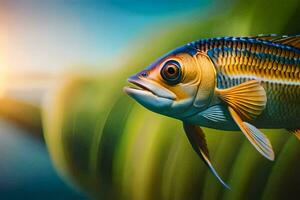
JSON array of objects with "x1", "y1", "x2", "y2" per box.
[{"x1": 0, "y1": 0, "x2": 299, "y2": 199}]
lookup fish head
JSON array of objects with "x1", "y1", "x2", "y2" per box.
[{"x1": 124, "y1": 45, "x2": 216, "y2": 119}]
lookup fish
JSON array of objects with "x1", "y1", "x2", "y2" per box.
[{"x1": 124, "y1": 34, "x2": 300, "y2": 188}]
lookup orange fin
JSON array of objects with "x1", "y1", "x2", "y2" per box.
[
  {"x1": 183, "y1": 123, "x2": 230, "y2": 189},
  {"x1": 272, "y1": 35, "x2": 300, "y2": 49},
  {"x1": 228, "y1": 107, "x2": 275, "y2": 161},
  {"x1": 288, "y1": 129, "x2": 300, "y2": 140},
  {"x1": 216, "y1": 80, "x2": 267, "y2": 121},
  {"x1": 253, "y1": 34, "x2": 283, "y2": 41},
  {"x1": 295, "y1": 130, "x2": 300, "y2": 140},
  {"x1": 253, "y1": 34, "x2": 300, "y2": 49}
]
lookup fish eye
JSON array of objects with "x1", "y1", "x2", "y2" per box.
[{"x1": 160, "y1": 60, "x2": 182, "y2": 85}]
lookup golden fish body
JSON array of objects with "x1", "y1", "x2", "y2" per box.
[
  {"x1": 184, "y1": 36, "x2": 300, "y2": 130},
  {"x1": 125, "y1": 35, "x2": 300, "y2": 188}
]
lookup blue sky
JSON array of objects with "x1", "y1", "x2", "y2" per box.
[{"x1": 0, "y1": 0, "x2": 210, "y2": 73}]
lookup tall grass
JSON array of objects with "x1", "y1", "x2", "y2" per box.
[{"x1": 15, "y1": 0, "x2": 299, "y2": 199}]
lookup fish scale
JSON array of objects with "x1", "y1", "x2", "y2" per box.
[
  {"x1": 190, "y1": 37, "x2": 300, "y2": 128},
  {"x1": 126, "y1": 35, "x2": 300, "y2": 188}
]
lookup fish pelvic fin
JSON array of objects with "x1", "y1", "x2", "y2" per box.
[
  {"x1": 216, "y1": 80, "x2": 267, "y2": 121},
  {"x1": 183, "y1": 123, "x2": 230, "y2": 189},
  {"x1": 228, "y1": 107, "x2": 275, "y2": 161}
]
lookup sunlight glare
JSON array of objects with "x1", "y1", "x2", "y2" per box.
[{"x1": 0, "y1": 58, "x2": 7, "y2": 97}]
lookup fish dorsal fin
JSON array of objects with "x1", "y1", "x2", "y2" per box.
[
  {"x1": 288, "y1": 129, "x2": 300, "y2": 140},
  {"x1": 294, "y1": 129, "x2": 300, "y2": 140},
  {"x1": 216, "y1": 80, "x2": 267, "y2": 121},
  {"x1": 272, "y1": 35, "x2": 300, "y2": 49},
  {"x1": 183, "y1": 123, "x2": 230, "y2": 189},
  {"x1": 253, "y1": 34, "x2": 283, "y2": 41},
  {"x1": 253, "y1": 34, "x2": 300, "y2": 49},
  {"x1": 228, "y1": 107, "x2": 275, "y2": 161}
]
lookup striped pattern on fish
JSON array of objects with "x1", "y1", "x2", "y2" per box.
[
  {"x1": 188, "y1": 37, "x2": 300, "y2": 128},
  {"x1": 125, "y1": 35, "x2": 300, "y2": 188}
]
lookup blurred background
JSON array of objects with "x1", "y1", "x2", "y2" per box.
[{"x1": 0, "y1": 0, "x2": 299, "y2": 199}]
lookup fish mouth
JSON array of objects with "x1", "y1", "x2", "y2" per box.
[
  {"x1": 124, "y1": 76, "x2": 174, "y2": 112},
  {"x1": 125, "y1": 79, "x2": 154, "y2": 95},
  {"x1": 124, "y1": 77, "x2": 176, "y2": 100}
]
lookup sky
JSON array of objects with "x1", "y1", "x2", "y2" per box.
[{"x1": 0, "y1": 0, "x2": 210, "y2": 74}]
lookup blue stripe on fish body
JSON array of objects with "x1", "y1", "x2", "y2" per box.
[
  {"x1": 187, "y1": 36, "x2": 300, "y2": 91},
  {"x1": 191, "y1": 36, "x2": 300, "y2": 54}
]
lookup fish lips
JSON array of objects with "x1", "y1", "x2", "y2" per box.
[{"x1": 124, "y1": 76, "x2": 175, "y2": 112}]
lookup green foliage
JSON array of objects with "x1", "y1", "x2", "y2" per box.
[{"x1": 43, "y1": 0, "x2": 300, "y2": 199}]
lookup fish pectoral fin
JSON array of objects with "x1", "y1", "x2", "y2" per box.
[
  {"x1": 216, "y1": 80, "x2": 267, "y2": 121},
  {"x1": 228, "y1": 107, "x2": 275, "y2": 161},
  {"x1": 200, "y1": 105, "x2": 229, "y2": 123},
  {"x1": 215, "y1": 80, "x2": 273, "y2": 160},
  {"x1": 183, "y1": 123, "x2": 230, "y2": 189}
]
